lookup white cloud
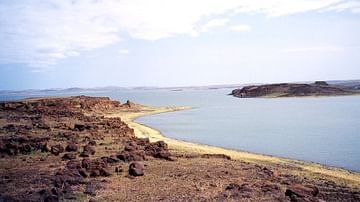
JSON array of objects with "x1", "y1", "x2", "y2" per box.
[
  {"x1": 323, "y1": 1, "x2": 360, "y2": 13},
  {"x1": 0, "y1": 0, "x2": 359, "y2": 68},
  {"x1": 230, "y1": 25, "x2": 251, "y2": 32},
  {"x1": 199, "y1": 18, "x2": 229, "y2": 32},
  {"x1": 119, "y1": 49, "x2": 130, "y2": 54}
]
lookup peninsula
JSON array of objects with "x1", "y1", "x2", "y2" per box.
[{"x1": 231, "y1": 81, "x2": 360, "y2": 98}]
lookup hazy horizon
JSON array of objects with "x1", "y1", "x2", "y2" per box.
[
  {"x1": 1, "y1": 1, "x2": 360, "y2": 90},
  {"x1": 2, "y1": 78, "x2": 360, "y2": 92}
]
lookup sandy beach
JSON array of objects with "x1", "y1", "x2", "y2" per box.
[{"x1": 107, "y1": 105, "x2": 360, "y2": 188}]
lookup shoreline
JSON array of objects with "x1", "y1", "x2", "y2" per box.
[{"x1": 107, "y1": 105, "x2": 360, "y2": 187}]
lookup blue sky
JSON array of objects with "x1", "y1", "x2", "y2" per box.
[{"x1": 1, "y1": 0, "x2": 360, "y2": 90}]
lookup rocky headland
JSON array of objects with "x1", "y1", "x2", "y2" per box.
[
  {"x1": 231, "y1": 81, "x2": 360, "y2": 98},
  {"x1": 0, "y1": 96, "x2": 360, "y2": 201}
]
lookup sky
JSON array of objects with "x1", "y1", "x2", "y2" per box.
[{"x1": 0, "y1": 0, "x2": 360, "y2": 90}]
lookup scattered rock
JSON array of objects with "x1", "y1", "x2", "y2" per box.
[
  {"x1": 62, "y1": 153, "x2": 77, "y2": 160},
  {"x1": 88, "y1": 140, "x2": 97, "y2": 146},
  {"x1": 285, "y1": 184, "x2": 319, "y2": 201},
  {"x1": 81, "y1": 158, "x2": 110, "y2": 177},
  {"x1": 124, "y1": 141, "x2": 138, "y2": 151},
  {"x1": 100, "y1": 168, "x2": 112, "y2": 177},
  {"x1": 154, "y1": 150, "x2": 171, "y2": 160},
  {"x1": 261, "y1": 182, "x2": 280, "y2": 192},
  {"x1": 101, "y1": 156, "x2": 120, "y2": 164},
  {"x1": 74, "y1": 123, "x2": 86, "y2": 131},
  {"x1": 51, "y1": 144, "x2": 64, "y2": 156},
  {"x1": 225, "y1": 183, "x2": 252, "y2": 193},
  {"x1": 144, "y1": 140, "x2": 169, "y2": 157},
  {"x1": 80, "y1": 144, "x2": 96, "y2": 157},
  {"x1": 129, "y1": 162, "x2": 144, "y2": 176},
  {"x1": 78, "y1": 168, "x2": 89, "y2": 178},
  {"x1": 217, "y1": 183, "x2": 253, "y2": 200},
  {"x1": 65, "y1": 143, "x2": 78, "y2": 152},
  {"x1": 43, "y1": 143, "x2": 52, "y2": 152},
  {"x1": 201, "y1": 154, "x2": 231, "y2": 160},
  {"x1": 115, "y1": 166, "x2": 123, "y2": 174},
  {"x1": 117, "y1": 151, "x2": 145, "y2": 162}
]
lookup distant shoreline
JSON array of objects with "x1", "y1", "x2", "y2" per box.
[{"x1": 107, "y1": 105, "x2": 360, "y2": 187}]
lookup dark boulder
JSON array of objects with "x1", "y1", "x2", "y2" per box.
[
  {"x1": 62, "y1": 153, "x2": 77, "y2": 160},
  {"x1": 88, "y1": 140, "x2": 97, "y2": 146},
  {"x1": 80, "y1": 144, "x2": 96, "y2": 157},
  {"x1": 124, "y1": 141, "x2": 138, "y2": 151},
  {"x1": 65, "y1": 143, "x2": 78, "y2": 152},
  {"x1": 51, "y1": 145, "x2": 64, "y2": 156},
  {"x1": 129, "y1": 162, "x2": 144, "y2": 176},
  {"x1": 42, "y1": 143, "x2": 52, "y2": 152},
  {"x1": 144, "y1": 141, "x2": 168, "y2": 156},
  {"x1": 117, "y1": 151, "x2": 145, "y2": 162},
  {"x1": 19, "y1": 144, "x2": 32, "y2": 154},
  {"x1": 81, "y1": 158, "x2": 110, "y2": 177},
  {"x1": 78, "y1": 168, "x2": 89, "y2": 178},
  {"x1": 101, "y1": 156, "x2": 120, "y2": 164},
  {"x1": 74, "y1": 123, "x2": 86, "y2": 131},
  {"x1": 154, "y1": 150, "x2": 171, "y2": 160}
]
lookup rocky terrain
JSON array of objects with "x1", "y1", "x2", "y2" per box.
[
  {"x1": 0, "y1": 96, "x2": 359, "y2": 201},
  {"x1": 231, "y1": 81, "x2": 359, "y2": 98}
]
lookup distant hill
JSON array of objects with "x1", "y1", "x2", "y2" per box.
[{"x1": 230, "y1": 81, "x2": 360, "y2": 98}]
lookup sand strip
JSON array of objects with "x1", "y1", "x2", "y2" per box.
[{"x1": 107, "y1": 105, "x2": 360, "y2": 187}]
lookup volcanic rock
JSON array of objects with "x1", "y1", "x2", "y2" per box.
[
  {"x1": 144, "y1": 140, "x2": 168, "y2": 156},
  {"x1": 124, "y1": 141, "x2": 138, "y2": 151},
  {"x1": 285, "y1": 184, "x2": 319, "y2": 201},
  {"x1": 51, "y1": 144, "x2": 64, "y2": 156},
  {"x1": 65, "y1": 143, "x2": 78, "y2": 152},
  {"x1": 43, "y1": 143, "x2": 52, "y2": 152},
  {"x1": 117, "y1": 151, "x2": 145, "y2": 162},
  {"x1": 80, "y1": 144, "x2": 96, "y2": 157},
  {"x1": 62, "y1": 153, "x2": 77, "y2": 160},
  {"x1": 154, "y1": 150, "x2": 171, "y2": 159},
  {"x1": 88, "y1": 140, "x2": 97, "y2": 146},
  {"x1": 129, "y1": 162, "x2": 144, "y2": 176}
]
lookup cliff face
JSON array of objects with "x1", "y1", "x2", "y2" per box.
[{"x1": 231, "y1": 82, "x2": 356, "y2": 98}]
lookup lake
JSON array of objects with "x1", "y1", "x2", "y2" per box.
[{"x1": 1, "y1": 89, "x2": 360, "y2": 171}]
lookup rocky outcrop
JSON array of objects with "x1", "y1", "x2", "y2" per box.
[
  {"x1": 0, "y1": 96, "x2": 181, "y2": 201},
  {"x1": 231, "y1": 82, "x2": 357, "y2": 98}
]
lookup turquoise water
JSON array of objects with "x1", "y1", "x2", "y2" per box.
[{"x1": 1, "y1": 89, "x2": 360, "y2": 171}]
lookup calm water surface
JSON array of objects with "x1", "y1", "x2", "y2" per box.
[{"x1": 1, "y1": 89, "x2": 360, "y2": 171}]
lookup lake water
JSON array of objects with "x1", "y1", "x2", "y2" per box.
[{"x1": 1, "y1": 89, "x2": 360, "y2": 171}]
